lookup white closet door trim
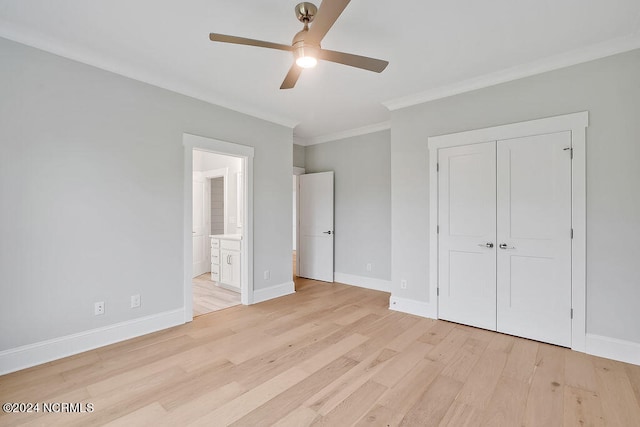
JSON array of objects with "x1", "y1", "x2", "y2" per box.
[{"x1": 428, "y1": 111, "x2": 588, "y2": 352}]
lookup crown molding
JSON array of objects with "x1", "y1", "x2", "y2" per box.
[
  {"x1": 0, "y1": 25, "x2": 299, "y2": 129},
  {"x1": 298, "y1": 121, "x2": 391, "y2": 146},
  {"x1": 383, "y1": 33, "x2": 640, "y2": 111}
]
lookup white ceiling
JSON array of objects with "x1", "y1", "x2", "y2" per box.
[{"x1": 1, "y1": 1, "x2": 640, "y2": 142}]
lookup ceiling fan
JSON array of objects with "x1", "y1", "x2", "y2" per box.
[{"x1": 209, "y1": 0, "x2": 389, "y2": 89}]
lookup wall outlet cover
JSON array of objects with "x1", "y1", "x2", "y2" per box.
[
  {"x1": 94, "y1": 301, "x2": 105, "y2": 315},
  {"x1": 131, "y1": 294, "x2": 141, "y2": 308}
]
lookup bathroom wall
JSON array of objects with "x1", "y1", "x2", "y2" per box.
[
  {"x1": 192, "y1": 149, "x2": 242, "y2": 235},
  {"x1": 211, "y1": 177, "x2": 224, "y2": 235}
]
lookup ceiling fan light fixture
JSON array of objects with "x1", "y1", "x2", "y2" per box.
[
  {"x1": 296, "y1": 55, "x2": 318, "y2": 68},
  {"x1": 209, "y1": 0, "x2": 389, "y2": 89},
  {"x1": 294, "y1": 45, "x2": 318, "y2": 68}
]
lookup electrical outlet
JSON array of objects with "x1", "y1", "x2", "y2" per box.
[
  {"x1": 264, "y1": 270, "x2": 270, "y2": 280},
  {"x1": 400, "y1": 280, "x2": 407, "y2": 290},
  {"x1": 366, "y1": 263, "x2": 372, "y2": 272},
  {"x1": 94, "y1": 301, "x2": 105, "y2": 315},
  {"x1": 131, "y1": 294, "x2": 141, "y2": 308}
]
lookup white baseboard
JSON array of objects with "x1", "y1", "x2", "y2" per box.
[
  {"x1": 0, "y1": 309, "x2": 185, "y2": 375},
  {"x1": 389, "y1": 295, "x2": 437, "y2": 319},
  {"x1": 252, "y1": 281, "x2": 295, "y2": 304},
  {"x1": 334, "y1": 272, "x2": 392, "y2": 293},
  {"x1": 586, "y1": 333, "x2": 640, "y2": 366}
]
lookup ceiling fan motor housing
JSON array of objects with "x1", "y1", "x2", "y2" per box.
[{"x1": 293, "y1": 27, "x2": 320, "y2": 67}]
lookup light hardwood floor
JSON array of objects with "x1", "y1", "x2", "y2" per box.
[
  {"x1": 193, "y1": 273, "x2": 241, "y2": 317},
  {"x1": 1, "y1": 278, "x2": 640, "y2": 426}
]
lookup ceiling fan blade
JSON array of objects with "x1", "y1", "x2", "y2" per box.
[
  {"x1": 318, "y1": 49, "x2": 389, "y2": 73},
  {"x1": 209, "y1": 33, "x2": 292, "y2": 52},
  {"x1": 307, "y1": 0, "x2": 351, "y2": 42},
  {"x1": 280, "y1": 64, "x2": 303, "y2": 89}
]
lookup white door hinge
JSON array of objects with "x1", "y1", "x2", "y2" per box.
[
  {"x1": 437, "y1": 288, "x2": 440, "y2": 297},
  {"x1": 436, "y1": 163, "x2": 439, "y2": 172},
  {"x1": 571, "y1": 228, "x2": 574, "y2": 239},
  {"x1": 571, "y1": 308, "x2": 574, "y2": 319}
]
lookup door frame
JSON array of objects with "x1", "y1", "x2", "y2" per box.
[
  {"x1": 427, "y1": 111, "x2": 588, "y2": 352},
  {"x1": 183, "y1": 133, "x2": 255, "y2": 323},
  {"x1": 293, "y1": 167, "x2": 305, "y2": 277}
]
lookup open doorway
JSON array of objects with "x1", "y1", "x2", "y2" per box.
[
  {"x1": 183, "y1": 133, "x2": 254, "y2": 323},
  {"x1": 192, "y1": 149, "x2": 243, "y2": 316}
]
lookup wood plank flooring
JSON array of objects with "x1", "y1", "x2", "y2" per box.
[
  {"x1": 193, "y1": 273, "x2": 241, "y2": 317},
  {"x1": 1, "y1": 278, "x2": 639, "y2": 426}
]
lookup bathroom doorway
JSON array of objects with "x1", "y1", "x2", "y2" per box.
[
  {"x1": 192, "y1": 149, "x2": 243, "y2": 316},
  {"x1": 183, "y1": 133, "x2": 254, "y2": 322}
]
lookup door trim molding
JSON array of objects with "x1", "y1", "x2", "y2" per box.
[
  {"x1": 427, "y1": 111, "x2": 588, "y2": 352},
  {"x1": 183, "y1": 133, "x2": 255, "y2": 323},
  {"x1": 293, "y1": 167, "x2": 305, "y2": 277}
]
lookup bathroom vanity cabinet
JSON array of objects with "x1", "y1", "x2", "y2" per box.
[{"x1": 210, "y1": 234, "x2": 242, "y2": 292}]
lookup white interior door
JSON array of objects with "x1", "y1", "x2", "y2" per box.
[
  {"x1": 299, "y1": 171, "x2": 334, "y2": 282},
  {"x1": 496, "y1": 132, "x2": 572, "y2": 346},
  {"x1": 192, "y1": 172, "x2": 209, "y2": 278},
  {"x1": 438, "y1": 142, "x2": 497, "y2": 330}
]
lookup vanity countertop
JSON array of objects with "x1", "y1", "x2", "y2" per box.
[{"x1": 210, "y1": 234, "x2": 243, "y2": 241}]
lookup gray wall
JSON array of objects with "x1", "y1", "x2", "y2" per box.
[
  {"x1": 0, "y1": 37, "x2": 293, "y2": 351},
  {"x1": 305, "y1": 130, "x2": 391, "y2": 281},
  {"x1": 293, "y1": 143, "x2": 305, "y2": 168},
  {"x1": 391, "y1": 48, "x2": 640, "y2": 344}
]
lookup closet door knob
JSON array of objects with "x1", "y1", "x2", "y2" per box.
[
  {"x1": 478, "y1": 242, "x2": 494, "y2": 248},
  {"x1": 499, "y1": 243, "x2": 516, "y2": 250}
]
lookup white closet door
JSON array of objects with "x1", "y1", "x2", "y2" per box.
[
  {"x1": 496, "y1": 132, "x2": 572, "y2": 346},
  {"x1": 438, "y1": 142, "x2": 497, "y2": 330},
  {"x1": 299, "y1": 171, "x2": 334, "y2": 282},
  {"x1": 192, "y1": 172, "x2": 209, "y2": 278}
]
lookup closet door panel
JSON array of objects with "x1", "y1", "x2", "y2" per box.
[
  {"x1": 496, "y1": 132, "x2": 572, "y2": 347},
  {"x1": 438, "y1": 142, "x2": 497, "y2": 330}
]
